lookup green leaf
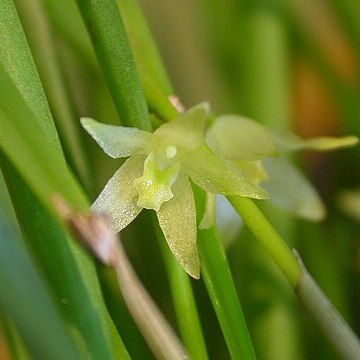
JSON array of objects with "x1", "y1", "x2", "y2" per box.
[
  {"x1": 1, "y1": 157, "x2": 129, "y2": 360},
  {"x1": 157, "y1": 172, "x2": 199, "y2": 278},
  {"x1": 206, "y1": 115, "x2": 276, "y2": 161},
  {"x1": 272, "y1": 131, "x2": 359, "y2": 152},
  {"x1": 81, "y1": 117, "x2": 154, "y2": 158},
  {"x1": 0, "y1": 3, "x2": 128, "y2": 356},
  {"x1": 117, "y1": 0, "x2": 173, "y2": 95},
  {"x1": 0, "y1": 0, "x2": 59, "y2": 147},
  {"x1": 75, "y1": 0, "x2": 151, "y2": 131},
  {"x1": 14, "y1": 0, "x2": 91, "y2": 189},
  {"x1": 0, "y1": 202, "x2": 81, "y2": 360},
  {"x1": 117, "y1": 0, "x2": 180, "y2": 121},
  {"x1": 0, "y1": 65, "x2": 87, "y2": 209},
  {"x1": 92, "y1": 155, "x2": 144, "y2": 232},
  {"x1": 181, "y1": 145, "x2": 268, "y2": 199},
  {"x1": 262, "y1": 157, "x2": 326, "y2": 221},
  {"x1": 197, "y1": 226, "x2": 256, "y2": 359},
  {"x1": 41, "y1": 0, "x2": 96, "y2": 68}
]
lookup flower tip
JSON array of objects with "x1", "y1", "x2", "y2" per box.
[
  {"x1": 191, "y1": 270, "x2": 200, "y2": 280},
  {"x1": 189, "y1": 102, "x2": 211, "y2": 117},
  {"x1": 184, "y1": 263, "x2": 200, "y2": 279},
  {"x1": 298, "y1": 198, "x2": 327, "y2": 222},
  {"x1": 251, "y1": 187, "x2": 269, "y2": 200},
  {"x1": 347, "y1": 136, "x2": 359, "y2": 146},
  {"x1": 80, "y1": 117, "x2": 94, "y2": 129}
]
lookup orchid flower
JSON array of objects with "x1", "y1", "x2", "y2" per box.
[
  {"x1": 81, "y1": 104, "x2": 270, "y2": 278},
  {"x1": 206, "y1": 114, "x2": 358, "y2": 223}
]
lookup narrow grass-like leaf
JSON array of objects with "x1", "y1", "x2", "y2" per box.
[
  {"x1": 0, "y1": 66, "x2": 87, "y2": 209},
  {"x1": 117, "y1": 0, "x2": 173, "y2": 95},
  {"x1": 191, "y1": 186, "x2": 256, "y2": 359},
  {"x1": 116, "y1": 0, "x2": 179, "y2": 121},
  {"x1": 0, "y1": 203, "x2": 81, "y2": 360},
  {"x1": 198, "y1": 227, "x2": 257, "y2": 360},
  {"x1": 0, "y1": 3, "x2": 128, "y2": 356},
  {"x1": 14, "y1": 0, "x2": 92, "y2": 190},
  {"x1": 40, "y1": 0, "x2": 97, "y2": 69},
  {"x1": 1, "y1": 157, "x2": 130, "y2": 360},
  {"x1": 0, "y1": 0, "x2": 59, "y2": 145},
  {"x1": 295, "y1": 253, "x2": 360, "y2": 359},
  {"x1": 76, "y1": 0, "x2": 151, "y2": 131}
]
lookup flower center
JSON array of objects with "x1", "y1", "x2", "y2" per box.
[
  {"x1": 133, "y1": 152, "x2": 180, "y2": 211},
  {"x1": 166, "y1": 145, "x2": 177, "y2": 159}
]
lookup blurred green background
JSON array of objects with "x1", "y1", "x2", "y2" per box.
[{"x1": 1, "y1": 0, "x2": 360, "y2": 359}]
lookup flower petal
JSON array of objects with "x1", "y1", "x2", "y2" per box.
[
  {"x1": 338, "y1": 190, "x2": 360, "y2": 222},
  {"x1": 235, "y1": 160, "x2": 268, "y2": 186},
  {"x1": 206, "y1": 115, "x2": 276, "y2": 160},
  {"x1": 272, "y1": 131, "x2": 358, "y2": 153},
  {"x1": 154, "y1": 103, "x2": 209, "y2": 151},
  {"x1": 157, "y1": 172, "x2": 200, "y2": 279},
  {"x1": 262, "y1": 157, "x2": 326, "y2": 221},
  {"x1": 199, "y1": 193, "x2": 215, "y2": 230},
  {"x1": 134, "y1": 152, "x2": 180, "y2": 211},
  {"x1": 81, "y1": 117, "x2": 153, "y2": 158},
  {"x1": 181, "y1": 145, "x2": 268, "y2": 199},
  {"x1": 92, "y1": 155, "x2": 145, "y2": 232},
  {"x1": 215, "y1": 195, "x2": 242, "y2": 248}
]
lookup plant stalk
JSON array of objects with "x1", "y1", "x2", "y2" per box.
[
  {"x1": 153, "y1": 215, "x2": 209, "y2": 360},
  {"x1": 198, "y1": 227, "x2": 257, "y2": 360},
  {"x1": 295, "y1": 252, "x2": 360, "y2": 360},
  {"x1": 75, "y1": 0, "x2": 150, "y2": 131},
  {"x1": 229, "y1": 196, "x2": 360, "y2": 359},
  {"x1": 228, "y1": 196, "x2": 301, "y2": 287}
]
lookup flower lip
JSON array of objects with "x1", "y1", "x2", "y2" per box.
[{"x1": 133, "y1": 152, "x2": 181, "y2": 211}]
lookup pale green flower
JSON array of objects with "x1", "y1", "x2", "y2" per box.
[
  {"x1": 206, "y1": 114, "x2": 359, "y2": 222},
  {"x1": 81, "y1": 104, "x2": 268, "y2": 278}
]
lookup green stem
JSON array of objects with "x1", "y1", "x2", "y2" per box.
[
  {"x1": 152, "y1": 215, "x2": 209, "y2": 360},
  {"x1": 75, "y1": 0, "x2": 150, "y2": 131},
  {"x1": 228, "y1": 196, "x2": 301, "y2": 287},
  {"x1": 295, "y1": 253, "x2": 360, "y2": 359},
  {"x1": 229, "y1": 196, "x2": 360, "y2": 359},
  {"x1": 116, "y1": 0, "x2": 173, "y2": 95},
  {"x1": 141, "y1": 72, "x2": 180, "y2": 121},
  {"x1": 198, "y1": 227, "x2": 257, "y2": 360},
  {"x1": 116, "y1": 0, "x2": 179, "y2": 121}
]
